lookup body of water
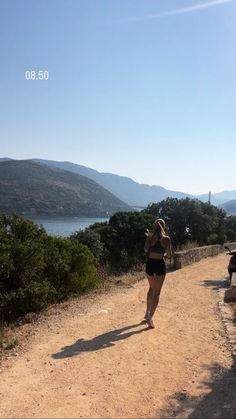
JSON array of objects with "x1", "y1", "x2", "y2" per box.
[{"x1": 29, "y1": 217, "x2": 109, "y2": 237}]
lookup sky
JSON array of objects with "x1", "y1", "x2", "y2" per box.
[{"x1": 0, "y1": 0, "x2": 236, "y2": 195}]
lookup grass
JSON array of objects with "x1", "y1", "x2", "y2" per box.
[
  {"x1": 0, "y1": 324, "x2": 4, "y2": 346},
  {"x1": 176, "y1": 241, "x2": 199, "y2": 251},
  {"x1": 0, "y1": 324, "x2": 19, "y2": 350}
]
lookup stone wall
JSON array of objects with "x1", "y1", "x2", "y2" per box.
[{"x1": 173, "y1": 242, "x2": 236, "y2": 270}]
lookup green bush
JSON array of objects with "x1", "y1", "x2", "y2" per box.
[
  {"x1": 44, "y1": 236, "x2": 99, "y2": 298},
  {"x1": 225, "y1": 216, "x2": 236, "y2": 241},
  {"x1": 176, "y1": 241, "x2": 199, "y2": 251},
  {"x1": 87, "y1": 211, "x2": 155, "y2": 272},
  {"x1": 0, "y1": 215, "x2": 99, "y2": 322},
  {"x1": 206, "y1": 233, "x2": 219, "y2": 245},
  {"x1": 70, "y1": 228, "x2": 104, "y2": 263}
]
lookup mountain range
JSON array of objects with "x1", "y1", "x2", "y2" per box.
[
  {"x1": 33, "y1": 158, "x2": 236, "y2": 208},
  {"x1": 0, "y1": 157, "x2": 236, "y2": 215},
  {"x1": 220, "y1": 200, "x2": 236, "y2": 215},
  {"x1": 32, "y1": 158, "x2": 193, "y2": 207},
  {"x1": 0, "y1": 160, "x2": 130, "y2": 216}
]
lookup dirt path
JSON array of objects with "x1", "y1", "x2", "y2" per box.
[{"x1": 0, "y1": 254, "x2": 236, "y2": 418}]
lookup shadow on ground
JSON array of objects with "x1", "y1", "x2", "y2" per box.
[
  {"x1": 202, "y1": 278, "x2": 236, "y2": 325},
  {"x1": 201, "y1": 278, "x2": 229, "y2": 290},
  {"x1": 52, "y1": 322, "x2": 149, "y2": 359},
  {"x1": 161, "y1": 360, "x2": 236, "y2": 419}
]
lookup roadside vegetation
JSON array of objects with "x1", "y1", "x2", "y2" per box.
[
  {"x1": 0, "y1": 197, "x2": 236, "y2": 328},
  {"x1": 0, "y1": 215, "x2": 99, "y2": 325},
  {"x1": 79, "y1": 198, "x2": 236, "y2": 271}
]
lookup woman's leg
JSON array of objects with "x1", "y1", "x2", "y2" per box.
[
  {"x1": 148, "y1": 274, "x2": 165, "y2": 319},
  {"x1": 145, "y1": 282, "x2": 154, "y2": 317}
]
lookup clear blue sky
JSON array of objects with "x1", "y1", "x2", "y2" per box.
[{"x1": 1, "y1": 0, "x2": 236, "y2": 195}]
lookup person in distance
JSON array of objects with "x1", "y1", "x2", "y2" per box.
[{"x1": 144, "y1": 218, "x2": 173, "y2": 328}]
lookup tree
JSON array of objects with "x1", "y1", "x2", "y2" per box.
[
  {"x1": 143, "y1": 198, "x2": 227, "y2": 247},
  {"x1": 87, "y1": 211, "x2": 155, "y2": 271},
  {"x1": 225, "y1": 216, "x2": 236, "y2": 242}
]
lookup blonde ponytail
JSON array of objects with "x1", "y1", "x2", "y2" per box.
[{"x1": 145, "y1": 218, "x2": 166, "y2": 241}]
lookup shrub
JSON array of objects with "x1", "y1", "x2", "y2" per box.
[
  {"x1": 0, "y1": 215, "x2": 99, "y2": 322},
  {"x1": 87, "y1": 211, "x2": 155, "y2": 272},
  {"x1": 206, "y1": 233, "x2": 219, "y2": 245},
  {"x1": 70, "y1": 228, "x2": 104, "y2": 263},
  {"x1": 176, "y1": 241, "x2": 199, "y2": 251},
  {"x1": 44, "y1": 236, "x2": 99, "y2": 299}
]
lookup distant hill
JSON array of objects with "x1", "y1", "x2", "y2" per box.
[
  {"x1": 0, "y1": 160, "x2": 130, "y2": 216},
  {"x1": 32, "y1": 159, "x2": 193, "y2": 207},
  {"x1": 214, "y1": 190, "x2": 236, "y2": 204},
  {"x1": 2, "y1": 157, "x2": 236, "y2": 207},
  {"x1": 220, "y1": 199, "x2": 236, "y2": 215},
  {"x1": 0, "y1": 157, "x2": 11, "y2": 162}
]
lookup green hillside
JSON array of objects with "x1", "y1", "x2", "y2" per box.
[
  {"x1": 0, "y1": 160, "x2": 130, "y2": 216},
  {"x1": 33, "y1": 158, "x2": 192, "y2": 206}
]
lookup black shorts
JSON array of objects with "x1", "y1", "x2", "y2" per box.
[{"x1": 146, "y1": 258, "x2": 166, "y2": 276}]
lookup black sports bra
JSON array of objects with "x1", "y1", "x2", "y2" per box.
[{"x1": 149, "y1": 238, "x2": 165, "y2": 255}]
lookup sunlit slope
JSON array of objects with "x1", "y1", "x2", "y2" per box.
[
  {"x1": 33, "y1": 158, "x2": 192, "y2": 206},
  {"x1": 0, "y1": 160, "x2": 130, "y2": 216}
]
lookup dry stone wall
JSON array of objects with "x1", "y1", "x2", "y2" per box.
[{"x1": 173, "y1": 242, "x2": 236, "y2": 270}]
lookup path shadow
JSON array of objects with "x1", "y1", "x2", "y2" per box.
[
  {"x1": 161, "y1": 359, "x2": 236, "y2": 419},
  {"x1": 201, "y1": 278, "x2": 229, "y2": 290},
  {"x1": 52, "y1": 322, "x2": 149, "y2": 359},
  {"x1": 167, "y1": 266, "x2": 176, "y2": 273}
]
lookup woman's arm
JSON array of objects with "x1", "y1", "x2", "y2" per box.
[{"x1": 164, "y1": 237, "x2": 174, "y2": 259}]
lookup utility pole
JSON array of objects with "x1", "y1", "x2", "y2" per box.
[{"x1": 208, "y1": 191, "x2": 211, "y2": 205}]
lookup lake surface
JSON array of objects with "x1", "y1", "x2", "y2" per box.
[{"x1": 30, "y1": 217, "x2": 109, "y2": 237}]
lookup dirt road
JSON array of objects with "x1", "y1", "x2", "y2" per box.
[{"x1": 0, "y1": 254, "x2": 235, "y2": 418}]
